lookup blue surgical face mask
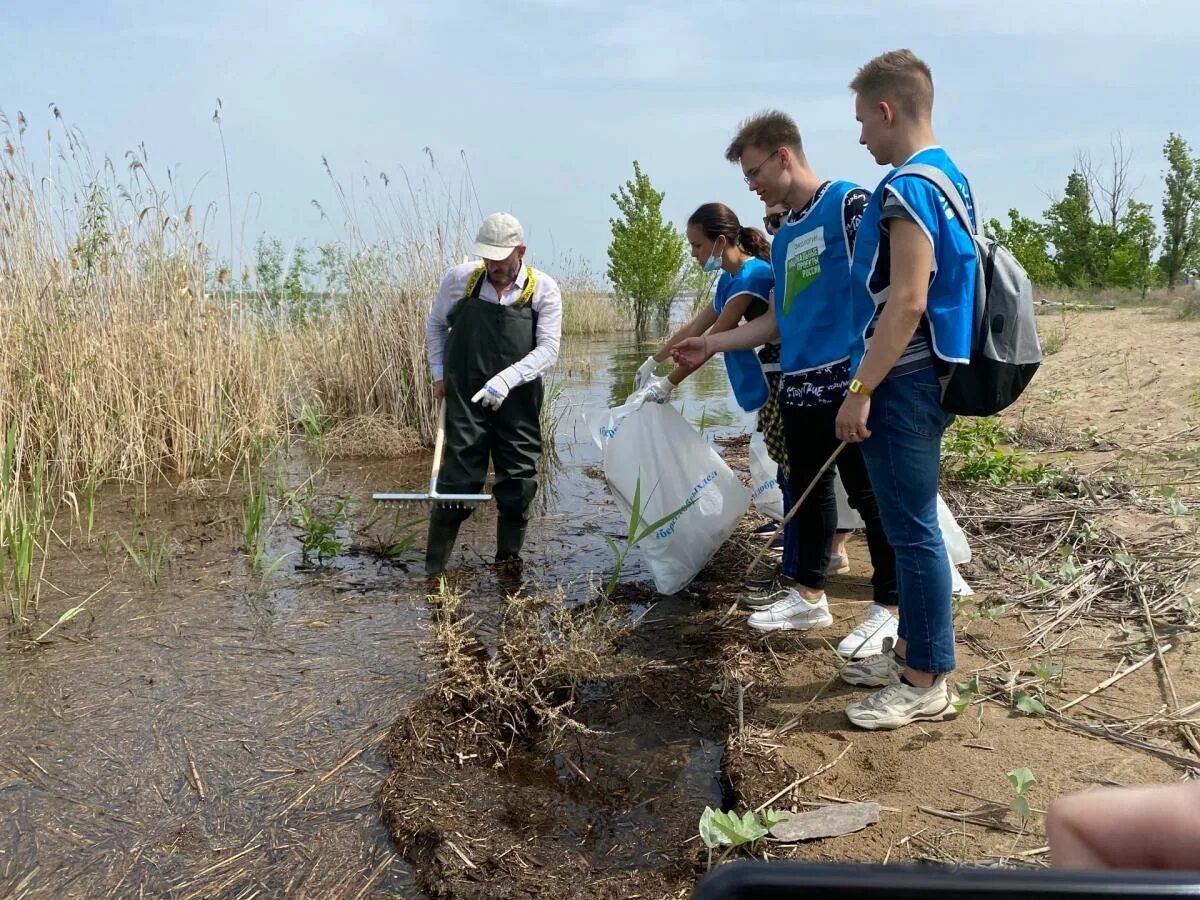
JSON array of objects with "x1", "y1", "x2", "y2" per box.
[{"x1": 702, "y1": 237, "x2": 725, "y2": 273}]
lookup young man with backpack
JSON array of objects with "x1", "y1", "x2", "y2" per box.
[{"x1": 834, "y1": 49, "x2": 986, "y2": 730}]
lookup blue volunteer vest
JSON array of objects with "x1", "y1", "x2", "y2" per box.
[
  {"x1": 771, "y1": 180, "x2": 860, "y2": 374},
  {"x1": 713, "y1": 257, "x2": 774, "y2": 412},
  {"x1": 849, "y1": 146, "x2": 977, "y2": 372}
]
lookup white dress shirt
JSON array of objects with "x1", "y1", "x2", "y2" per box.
[{"x1": 426, "y1": 261, "x2": 563, "y2": 384}]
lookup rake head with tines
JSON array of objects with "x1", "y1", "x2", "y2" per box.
[
  {"x1": 372, "y1": 489, "x2": 491, "y2": 510},
  {"x1": 372, "y1": 400, "x2": 492, "y2": 510}
]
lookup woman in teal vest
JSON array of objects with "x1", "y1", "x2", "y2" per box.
[
  {"x1": 632, "y1": 203, "x2": 800, "y2": 587},
  {"x1": 634, "y1": 203, "x2": 776, "y2": 413}
]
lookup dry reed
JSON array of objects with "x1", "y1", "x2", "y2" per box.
[{"x1": 0, "y1": 116, "x2": 471, "y2": 620}]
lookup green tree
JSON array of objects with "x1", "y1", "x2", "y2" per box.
[
  {"x1": 283, "y1": 246, "x2": 308, "y2": 302},
  {"x1": 987, "y1": 209, "x2": 1056, "y2": 285},
  {"x1": 316, "y1": 242, "x2": 347, "y2": 296},
  {"x1": 254, "y1": 235, "x2": 285, "y2": 314},
  {"x1": 1160, "y1": 133, "x2": 1200, "y2": 289},
  {"x1": 1105, "y1": 200, "x2": 1159, "y2": 297},
  {"x1": 1045, "y1": 171, "x2": 1108, "y2": 287},
  {"x1": 606, "y1": 161, "x2": 689, "y2": 332}
]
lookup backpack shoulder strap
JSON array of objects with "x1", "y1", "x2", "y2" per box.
[{"x1": 894, "y1": 163, "x2": 978, "y2": 236}]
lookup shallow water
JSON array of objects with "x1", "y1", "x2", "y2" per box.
[{"x1": 0, "y1": 318, "x2": 749, "y2": 897}]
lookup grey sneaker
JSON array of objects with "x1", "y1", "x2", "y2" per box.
[
  {"x1": 827, "y1": 553, "x2": 850, "y2": 575},
  {"x1": 840, "y1": 637, "x2": 903, "y2": 687},
  {"x1": 742, "y1": 588, "x2": 791, "y2": 610},
  {"x1": 845, "y1": 675, "x2": 957, "y2": 731}
]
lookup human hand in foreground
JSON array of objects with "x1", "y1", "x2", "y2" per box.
[
  {"x1": 835, "y1": 394, "x2": 871, "y2": 443},
  {"x1": 1048, "y1": 781, "x2": 1200, "y2": 869},
  {"x1": 670, "y1": 336, "x2": 710, "y2": 370}
]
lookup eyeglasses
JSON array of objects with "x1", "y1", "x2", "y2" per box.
[
  {"x1": 763, "y1": 212, "x2": 783, "y2": 234},
  {"x1": 743, "y1": 149, "x2": 781, "y2": 185}
]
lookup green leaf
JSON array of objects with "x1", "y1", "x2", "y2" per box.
[
  {"x1": 1006, "y1": 766, "x2": 1037, "y2": 794},
  {"x1": 955, "y1": 676, "x2": 980, "y2": 696},
  {"x1": 1169, "y1": 496, "x2": 1190, "y2": 516},
  {"x1": 1028, "y1": 572, "x2": 1053, "y2": 590},
  {"x1": 600, "y1": 533, "x2": 621, "y2": 557},
  {"x1": 739, "y1": 811, "x2": 769, "y2": 842},
  {"x1": 632, "y1": 498, "x2": 696, "y2": 546},
  {"x1": 627, "y1": 473, "x2": 643, "y2": 544},
  {"x1": 1058, "y1": 559, "x2": 1082, "y2": 581},
  {"x1": 1031, "y1": 659, "x2": 1063, "y2": 683},
  {"x1": 698, "y1": 807, "x2": 731, "y2": 849},
  {"x1": 1112, "y1": 550, "x2": 1135, "y2": 569},
  {"x1": 708, "y1": 808, "x2": 766, "y2": 847},
  {"x1": 1014, "y1": 692, "x2": 1047, "y2": 717},
  {"x1": 760, "y1": 808, "x2": 788, "y2": 828}
]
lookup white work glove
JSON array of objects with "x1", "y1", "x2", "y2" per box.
[
  {"x1": 634, "y1": 355, "x2": 659, "y2": 390},
  {"x1": 643, "y1": 375, "x2": 675, "y2": 404},
  {"x1": 471, "y1": 373, "x2": 511, "y2": 411}
]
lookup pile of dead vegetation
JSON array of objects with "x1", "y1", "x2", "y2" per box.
[{"x1": 377, "y1": 584, "x2": 648, "y2": 898}]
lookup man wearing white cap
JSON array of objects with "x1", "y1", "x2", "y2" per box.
[{"x1": 423, "y1": 212, "x2": 563, "y2": 576}]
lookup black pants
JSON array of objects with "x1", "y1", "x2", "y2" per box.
[{"x1": 780, "y1": 401, "x2": 898, "y2": 606}]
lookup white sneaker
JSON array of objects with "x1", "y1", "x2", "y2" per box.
[
  {"x1": 845, "y1": 676, "x2": 957, "y2": 730},
  {"x1": 840, "y1": 637, "x2": 902, "y2": 687},
  {"x1": 747, "y1": 590, "x2": 833, "y2": 632},
  {"x1": 827, "y1": 553, "x2": 850, "y2": 575},
  {"x1": 836, "y1": 603, "x2": 899, "y2": 659}
]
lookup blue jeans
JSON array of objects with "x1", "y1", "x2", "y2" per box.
[
  {"x1": 777, "y1": 465, "x2": 801, "y2": 580},
  {"x1": 859, "y1": 367, "x2": 956, "y2": 674}
]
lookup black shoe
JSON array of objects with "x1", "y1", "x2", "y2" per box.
[
  {"x1": 425, "y1": 519, "x2": 461, "y2": 576},
  {"x1": 495, "y1": 555, "x2": 524, "y2": 584}
]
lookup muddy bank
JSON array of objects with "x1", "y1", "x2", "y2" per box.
[{"x1": 377, "y1": 581, "x2": 742, "y2": 899}]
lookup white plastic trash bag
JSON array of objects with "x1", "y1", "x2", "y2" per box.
[
  {"x1": 937, "y1": 494, "x2": 970, "y2": 565},
  {"x1": 937, "y1": 494, "x2": 973, "y2": 596},
  {"x1": 591, "y1": 400, "x2": 750, "y2": 595},
  {"x1": 749, "y1": 432, "x2": 784, "y2": 522}
]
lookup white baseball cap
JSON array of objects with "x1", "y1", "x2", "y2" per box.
[{"x1": 472, "y1": 212, "x2": 524, "y2": 261}]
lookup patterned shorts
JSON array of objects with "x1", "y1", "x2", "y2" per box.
[{"x1": 757, "y1": 372, "x2": 789, "y2": 478}]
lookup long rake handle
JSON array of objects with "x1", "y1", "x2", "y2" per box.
[
  {"x1": 428, "y1": 399, "x2": 448, "y2": 494},
  {"x1": 745, "y1": 440, "x2": 848, "y2": 578}
]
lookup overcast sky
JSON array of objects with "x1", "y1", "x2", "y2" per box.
[{"x1": 4, "y1": 0, "x2": 1197, "y2": 278}]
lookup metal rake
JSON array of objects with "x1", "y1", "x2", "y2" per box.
[{"x1": 372, "y1": 400, "x2": 492, "y2": 510}]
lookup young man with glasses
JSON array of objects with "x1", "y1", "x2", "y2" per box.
[
  {"x1": 674, "y1": 111, "x2": 899, "y2": 660},
  {"x1": 762, "y1": 200, "x2": 855, "y2": 581}
]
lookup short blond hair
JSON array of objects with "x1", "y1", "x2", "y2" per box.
[{"x1": 850, "y1": 49, "x2": 934, "y2": 119}]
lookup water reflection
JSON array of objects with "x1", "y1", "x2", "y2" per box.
[{"x1": 574, "y1": 299, "x2": 753, "y2": 432}]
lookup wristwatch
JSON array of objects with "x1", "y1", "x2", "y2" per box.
[{"x1": 848, "y1": 378, "x2": 874, "y2": 397}]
